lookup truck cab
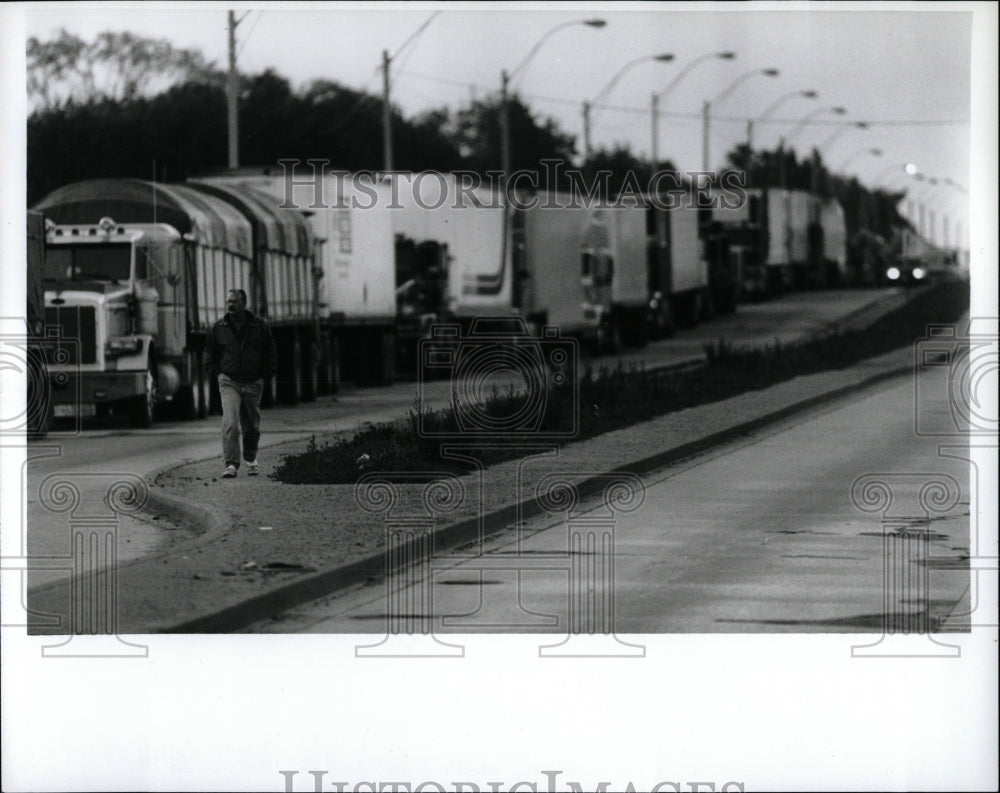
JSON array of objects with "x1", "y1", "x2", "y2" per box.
[{"x1": 43, "y1": 218, "x2": 183, "y2": 426}]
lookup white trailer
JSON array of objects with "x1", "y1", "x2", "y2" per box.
[
  {"x1": 203, "y1": 172, "x2": 398, "y2": 386},
  {"x1": 519, "y1": 197, "x2": 650, "y2": 352}
]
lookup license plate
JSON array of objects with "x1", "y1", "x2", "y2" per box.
[{"x1": 54, "y1": 403, "x2": 97, "y2": 418}]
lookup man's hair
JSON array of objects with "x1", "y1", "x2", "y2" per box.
[{"x1": 228, "y1": 288, "x2": 248, "y2": 304}]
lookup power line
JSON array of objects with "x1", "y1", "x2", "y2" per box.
[
  {"x1": 396, "y1": 68, "x2": 969, "y2": 127},
  {"x1": 237, "y1": 11, "x2": 264, "y2": 59}
]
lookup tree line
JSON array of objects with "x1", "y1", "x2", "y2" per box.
[{"x1": 28, "y1": 28, "x2": 906, "y2": 244}]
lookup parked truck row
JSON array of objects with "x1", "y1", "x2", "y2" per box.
[{"x1": 29, "y1": 173, "x2": 845, "y2": 427}]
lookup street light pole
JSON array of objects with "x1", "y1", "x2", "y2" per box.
[
  {"x1": 381, "y1": 11, "x2": 440, "y2": 173},
  {"x1": 702, "y1": 67, "x2": 779, "y2": 171},
  {"x1": 226, "y1": 11, "x2": 245, "y2": 170},
  {"x1": 749, "y1": 89, "x2": 817, "y2": 151},
  {"x1": 583, "y1": 52, "x2": 673, "y2": 158},
  {"x1": 381, "y1": 49, "x2": 392, "y2": 172},
  {"x1": 780, "y1": 106, "x2": 846, "y2": 189},
  {"x1": 650, "y1": 50, "x2": 735, "y2": 166},
  {"x1": 500, "y1": 18, "x2": 606, "y2": 177},
  {"x1": 834, "y1": 147, "x2": 882, "y2": 173}
]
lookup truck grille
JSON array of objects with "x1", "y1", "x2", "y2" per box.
[{"x1": 44, "y1": 305, "x2": 97, "y2": 364}]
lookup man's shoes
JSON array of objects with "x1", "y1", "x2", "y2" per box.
[
  {"x1": 246, "y1": 459, "x2": 259, "y2": 476},
  {"x1": 223, "y1": 464, "x2": 238, "y2": 478}
]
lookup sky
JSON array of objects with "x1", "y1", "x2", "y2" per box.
[
  {"x1": 1, "y1": 3, "x2": 999, "y2": 791},
  {"x1": 14, "y1": 1, "x2": 985, "y2": 240}
]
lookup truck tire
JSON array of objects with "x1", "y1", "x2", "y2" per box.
[
  {"x1": 700, "y1": 288, "x2": 715, "y2": 323},
  {"x1": 128, "y1": 358, "x2": 158, "y2": 428},
  {"x1": 653, "y1": 299, "x2": 675, "y2": 339},
  {"x1": 378, "y1": 330, "x2": 396, "y2": 386},
  {"x1": 316, "y1": 333, "x2": 338, "y2": 396},
  {"x1": 278, "y1": 334, "x2": 303, "y2": 405},
  {"x1": 300, "y1": 332, "x2": 318, "y2": 403},
  {"x1": 597, "y1": 314, "x2": 622, "y2": 355},
  {"x1": 178, "y1": 349, "x2": 205, "y2": 421}
]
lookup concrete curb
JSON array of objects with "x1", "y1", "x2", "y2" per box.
[{"x1": 163, "y1": 360, "x2": 913, "y2": 633}]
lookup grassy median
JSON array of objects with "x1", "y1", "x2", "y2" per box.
[{"x1": 273, "y1": 280, "x2": 970, "y2": 485}]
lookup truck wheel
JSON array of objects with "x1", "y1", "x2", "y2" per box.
[
  {"x1": 278, "y1": 335, "x2": 303, "y2": 405},
  {"x1": 378, "y1": 330, "x2": 396, "y2": 386},
  {"x1": 129, "y1": 359, "x2": 157, "y2": 428},
  {"x1": 655, "y1": 300, "x2": 675, "y2": 339},
  {"x1": 701, "y1": 288, "x2": 715, "y2": 323},
  {"x1": 300, "y1": 333, "x2": 318, "y2": 402},
  {"x1": 178, "y1": 349, "x2": 204, "y2": 421},
  {"x1": 316, "y1": 334, "x2": 337, "y2": 395},
  {"x1": 597, "y1": 315, "x2": 622, "y2": 355}
]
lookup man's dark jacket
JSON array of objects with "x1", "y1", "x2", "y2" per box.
[{"x1": 203, "y1": 310, "x2": 277, "y2": 383}]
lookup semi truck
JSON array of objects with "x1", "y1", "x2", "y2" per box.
[
  {"x1": 26, "y1": 210, "x2": 54, "y2": 436},
  {"x1": 201, "y1": 171, "x2": 398, "y2": 386},
  {"x1": 33, "y1": 178, "x2": 318, "y2": 426}
]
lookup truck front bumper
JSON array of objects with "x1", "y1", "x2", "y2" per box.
[{"x1": 49, "y1": 370, "x2": 147, "y2": 407}]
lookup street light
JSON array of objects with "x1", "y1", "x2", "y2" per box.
[
  {"x1": 745, "y1": 89, "x2": 817, "y2": 151},
  {"x1": 500, "y1": 18, "x2": 607, "y2": 178},
  {"x1": 784, "y1": 106, "x2": 847, "y2": 148},
  {"x1": 381, "y1": 11, "x2": 441, "y2": 171},
  {"x1": 818, "y1": 121, "x2": 869, "y2": 155},
  {"x1": 650, "y1": 50, "x2": 735, "y2": 166},
  {"x1": 872, "y1": 161, "x2": 918, "y2": 188},
  {"x1": 779, "y1": 106, "x2": 845, "y2": 189},
  {"x1": 702, "y1": 67, "x2": 779, "y2": 170},
  {"x1": 583, "y1": 52, "x2": 674, "y2": 157},
  {"x1": 834, "y1": 147, "x2": 882, "y2": 173}
]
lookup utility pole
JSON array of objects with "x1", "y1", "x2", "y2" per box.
[
  {"x1": 701, "y1": 100, "x2": 710, "y2": 171},
  {"x1": 651, "y1": 93, "x2": 659, "y2": 167},
  {"x1": 582, "y1": 101, "x2": 592, "y2": 159},
  {"x1": 500, "y1": 70, "x2": 511, "y2": 179},
  {"x1": 227, "y1": 11, "x2": 240, "y2": 170},
  {"x1": 382, "y1": 49, "x2": 393, "y2": 172}
]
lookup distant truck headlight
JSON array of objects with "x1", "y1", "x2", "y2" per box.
[
  {"x1": 886, "y1": 267, "x2": 901, "y2": 281},
  {"x1": 106, "y1": 336, "x2": 142, "y2": 355},
  {"x1": 912, "y1": 267, "x2": 926, "y2": 280}
]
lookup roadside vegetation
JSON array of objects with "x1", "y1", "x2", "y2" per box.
[{"x1": 273, "y1": 280, "x2": 969, "y2": 484}]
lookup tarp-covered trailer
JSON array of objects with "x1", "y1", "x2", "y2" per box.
[
  {"x1": 33, "y1": 178, "x2": 308, "y2": 425},
  {"x1": 189, "y1": 180, "x2": 320, "y2": 403},
  {"x1": 204, "y1": 172, "x2": 397, "y2": 386}
]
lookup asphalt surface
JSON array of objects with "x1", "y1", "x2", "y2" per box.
[
  {"x1": 257, "y1": 367, "x2": 969, "y2": 635},
  {"x1": 15, "y1": 286, "x2": 937, "y2": 634}
]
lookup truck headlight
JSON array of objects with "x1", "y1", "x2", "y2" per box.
[
  {"x1": 107, "y1": 336, "x2": 142, "y2": 355},
  {"x1": 886, "y1": 267, "x2": 900, "y2": 281},
  {"x1": 912, "y1": 267, "x2": 926, "y2": 280}
]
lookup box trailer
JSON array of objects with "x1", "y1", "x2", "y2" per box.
[
  {"x1": 203, "y1": 172, "x2": 398, "y2": 386},
  {"x1": 518, "y1": 197, "x2": 650, "y2": 352}
]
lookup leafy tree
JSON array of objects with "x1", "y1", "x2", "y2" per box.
[{"x1": 27, "y1": 28, "x2": 220, "y2": 111}]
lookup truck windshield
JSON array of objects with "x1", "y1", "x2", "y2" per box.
[{"x1": 44, "y1": 244, "x2": 132, "y2": 283}]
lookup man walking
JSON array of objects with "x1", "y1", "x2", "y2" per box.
[{"x1": 203, "y1": 289, "x2": 277, "y2": 478}]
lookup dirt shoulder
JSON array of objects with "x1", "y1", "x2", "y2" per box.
[{"x1": 28, "y1": 341, "x2": 916, "y2": 633}]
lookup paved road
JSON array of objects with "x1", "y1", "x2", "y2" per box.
[
  {"x1": 12, "y1": 287, "x2": 909, "y2": 593},
  {"x1": 249, "y1": 363, "x2": 970, "y2": 634}
]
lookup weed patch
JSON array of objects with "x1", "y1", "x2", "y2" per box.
[{"x1": 272, "y1": 282, "x2": 968, "y2": 484}]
